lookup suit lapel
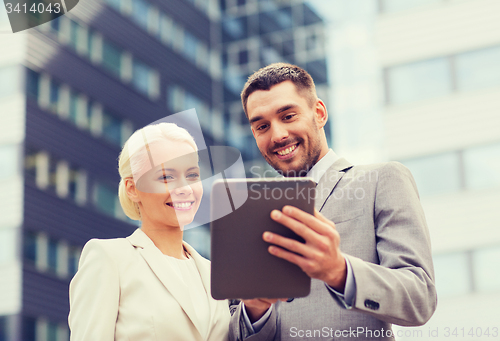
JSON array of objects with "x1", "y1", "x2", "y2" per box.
[
  {"x1": 183, "y1": 242, "x2": 218, "y2": 330},
  {"x1": 127, "y1": 229, "x2": 203, "y2": 339},
  {"x1": 315, "y1": 158, "x2": 354, "y2": 211}
]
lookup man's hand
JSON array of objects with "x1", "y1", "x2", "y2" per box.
[
  {"x1": 241, "y1": 298, "x2": 286, "y2": 323},
  {"x1": 264, "y1": 206, "x2": 347, "y2": 292}
]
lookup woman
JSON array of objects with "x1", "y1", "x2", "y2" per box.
[{"x1": 68, "y1": 123, "x2": 230, "y2": 341}]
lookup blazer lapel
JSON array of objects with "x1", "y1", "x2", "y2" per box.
[
  {"x1": 315, "y1": 158, "x2": 354, "y2": 211},
  {"x1": 183, "y1": 242, "x2": 218, "y2": 328},
  {"x1": 127, "y1": 229, "x2": 203, "y2": 339}
]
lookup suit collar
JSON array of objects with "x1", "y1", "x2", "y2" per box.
[
  {"x1": 127, "y1": 228, "x2": 212, "y2": 338},
  {"x1": 315, "y1": 158, "x2": 353, "y2": 211}
]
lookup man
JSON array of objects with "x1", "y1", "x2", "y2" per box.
[{"x1": 228, "y1": 63, "x2": 437, "y2": 341}]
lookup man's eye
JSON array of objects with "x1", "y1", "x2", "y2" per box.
[
  {"x1": 256, "y1": 124, "x2": 268, "y2": 131},
  {"x1": 283, "y1": 114, "x2": 295, "y2": 120}
]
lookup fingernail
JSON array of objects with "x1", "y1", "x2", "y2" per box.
[
  {"x1": 271, "y1": 210, "x2": 281, "y2": 219},
  {"x1": 283, "y1": 206, "x2": 292, "y2": 214},
  {"x1": 263, "y1": 232, "x2": 272, "y2": 241}
]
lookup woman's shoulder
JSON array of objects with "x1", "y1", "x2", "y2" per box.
[{"x1": 81, "y1": 234, "x2": 134, "y2": 260}]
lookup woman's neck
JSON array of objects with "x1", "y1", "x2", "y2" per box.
[{"x1": 140, "y1": 223, "x2": 187, "y2": 259}]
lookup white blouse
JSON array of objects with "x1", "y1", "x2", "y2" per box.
[{"x1": 165, "y1": 254, "x2": 210, "y2": 339}]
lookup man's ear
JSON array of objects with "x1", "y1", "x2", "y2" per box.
[
  {"x1": 125, "y1": 178, "x2": 141, "y2": 203},
  {"x1": 314, "y1": 99, "x2": 328, "y2": 129}
]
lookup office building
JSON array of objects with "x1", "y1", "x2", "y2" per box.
[{"x1": 0, "y1": 0, "x2": 221, "y2": 339}]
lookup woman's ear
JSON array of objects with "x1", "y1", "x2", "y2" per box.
[
  {"x1": 314, "y1": 98, "x2": 328, "y2": 129},
  {"x1": 125, "y1": 178, "x2": 141, "y2": 203}
]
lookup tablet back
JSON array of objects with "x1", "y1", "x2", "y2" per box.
[{"x1": 210, "y1": 178, "x2": 314, "y2": 300}]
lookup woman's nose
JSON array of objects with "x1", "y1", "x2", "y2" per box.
[{"x1": 171, "y1": 179, "x2": 193, "y2": 195}]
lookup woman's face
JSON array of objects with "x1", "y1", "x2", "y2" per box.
[{"x1": 133, "y1": 140, "x2": 203, "y2": 229}]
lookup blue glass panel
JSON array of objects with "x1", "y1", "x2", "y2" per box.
[
  {"x1": 102, "y1": 41, "x2": 122, "y2": 77},
  {"x1": 0, "y1": 66, "x2": 17, "y2": 99},
  {"x1": 48, "y1": 238, "x2": 58, "y2": 272},
  {"x1": 102, "y1": 110, "x2": 122, "y2": 146},
  {"x1": 26, "y1": 68, "x2": 40, "y2": 99},
  {"x1": 24, "y1": 232, "x2": 37, "y2": 263},
  {"x1": 456, "y1": 45, "x2": 500, "y2": 92},
  {"x1": 464, "y1": 142, "x2": 500, "y2": 190},
  {"x1": 473, "y1": 246, "x2": 500, "y2": 292},
  {"x1": 387, "y1": 57, "x2": 452, "y2": 105},
  {"x1": 401, "y1": 152, "x2": 461, "y2": 197},
  {"x1": 433, "y1": 252, "x2": 471, "y2": 298},
  {"x1": 132, "y1": 60, "x2": 151, "y2": 95},
  {"x1": 22, "y1": 317, "x2": 36, "y2": 341},
  {"x1": 131, "y1": 0, "x2": 150, "y2": 30},
  {"x1": 95, "y1": 183, "x2": 117, "y2": 217}
]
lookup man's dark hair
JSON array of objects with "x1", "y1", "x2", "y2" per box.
[{"x1": 241, "y1": 63, "x2": 317, "y2": 118}]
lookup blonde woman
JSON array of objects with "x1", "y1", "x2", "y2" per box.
[{"x1": 68, "y1": 123, "x2": 230, "y2": 341}]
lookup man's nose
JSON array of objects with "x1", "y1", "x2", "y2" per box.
[{"x1": 270, "y1": 124, "x2": 289, "y2": 143}]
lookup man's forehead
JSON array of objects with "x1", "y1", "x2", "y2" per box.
[{"x1": 247, "y1": 82, "x2": 303, "y2": 120}]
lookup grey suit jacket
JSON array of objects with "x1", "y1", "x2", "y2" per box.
[{"x1": 229, "y1": 158, "x2": 437, "y2": 341}]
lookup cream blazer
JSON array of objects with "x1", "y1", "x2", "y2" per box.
[{"x1": 69, "y1": 228, "x2": 230, "y2": 341}]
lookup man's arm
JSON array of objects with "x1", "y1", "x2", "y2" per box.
[{"x1": 263, "y1": 162, "x2": 436, "y2": 326}]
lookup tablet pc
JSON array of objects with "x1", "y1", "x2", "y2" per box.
[{"x1": 210, "y1": 178, "x2": 315, "y2": 300}]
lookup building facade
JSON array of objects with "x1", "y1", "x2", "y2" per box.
[
  {"x1": 318, "y1": 0, "x2": 500, "y2": 339},
  {"x1": 0, "y1": 0, "x2": 221, "y2": 339},
  {"x1": 0, "y1": 0, "x2": 329, "y2": 340},
  {"x1": 219, "y1": 0, "x2": 331, "y2": 176}
]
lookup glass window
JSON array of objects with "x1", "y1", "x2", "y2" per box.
[
  {"x1": 183, "y1": 31, "x2": 199, "y2": 62},
  {"x1": 94, "y1": 182, "x2": 117, "y2": 217},
  {"x1": 132, "y1": 59, "x2": 152, "y2": 96},
  {"x1": 456, "y1": 45, "x2": 500, "y2": 92},
  {"x1": 0, "y1": 316, "x2": 6, "y2": 341},
  {"x1": 24, "y1": 231, "x2": 37, "y2": 263},
  {"x1": 433, "y1": 252, "x2": 471, "y2": 298},
  {"x1": 0, "y1": 227, "x2": 16, "y2": 265},
  {"x1": 68, "y1": 247, "x2": 81, "y2": 276},
  {"x1": 104, "y1": 0, "x2": 122, "y2": 11},
  {"x1": 464, "y1": 142, "x2": 500, "y2": 190},
  {"x1": 401, "y1": 152, "x2": 462, "y2": 197},
  {"x1": 159, "y1": 14, "x2": 173, "y2": 45},
  {"x1": 49, "y1": 79, "x2": 61, "y2": 113},
  {"x1": 131, "y1": 0, "x2": 150, "y2": 30},
  {"x1": 0, "y1": 145, "x2": 17, "y2": 179},
  {"x1": 102, "y1": 110, "x2": 122, "y2": 146},
  {"x1": 102, "y1": 40, "x2": 123, "y2": 77},
  {"x1": 386, "y1": 57, "x2": 452, "y2": 105},
  {"x1": 22, "y1": 317, "x2": 36, "y2": 341},
  {"x1": 26, "y1": 69, "x2": 40, "y2": 99},
  {"x1": 48, "y1": 238, "x2": 58, "y2": 272},
  {"x1": 0, "y1": 66, "x2": 18, "y2": 99},
  {"x1": 380, "y1": 0, "x2": 441, "y2": 13},
  {"x1": 47, "y1": 321, "x2": 58, "y2": 341},
  {"x1": 473, "y1": 246, "x2": 500, "y2": 292}
]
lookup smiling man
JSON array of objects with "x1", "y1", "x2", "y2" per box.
[{"x1": 228, "y1": 63, "x2": 437, "y2": 341}]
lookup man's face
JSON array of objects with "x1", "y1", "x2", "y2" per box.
[{"x1": 247, "y1": 81, "x2": 328, "y2": 177}]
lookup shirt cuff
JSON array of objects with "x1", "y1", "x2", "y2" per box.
[
  {"x1": 326, "y1": 256, "x2": 356, "y2": 308},
  {"x1": 241, "y1": 303, "x2": 273, "y2": 334}
]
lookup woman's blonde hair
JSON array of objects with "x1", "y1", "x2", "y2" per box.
[{"x1": 118, "y1": 123, "x2": 197, "y2": 220}]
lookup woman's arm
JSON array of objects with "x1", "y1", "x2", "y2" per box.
[{"x1": 68, "y1": 239, "x2": 120, "y2": 341}]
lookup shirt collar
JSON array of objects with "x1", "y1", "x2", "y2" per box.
[{"x1": 306, "y1": 149, "x2": 339, "y2": 184}]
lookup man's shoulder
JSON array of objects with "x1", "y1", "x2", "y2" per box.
[{"x1": 348, "y1": 161, "x2": 411, "y2": 177}]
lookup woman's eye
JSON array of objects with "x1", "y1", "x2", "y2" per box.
[
  {"x1": 159, "y1": 175, "x2": 174, "y2": 181},
  {"x1": 187, "y1": 173, "x2": 200, "y2": 180}
]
